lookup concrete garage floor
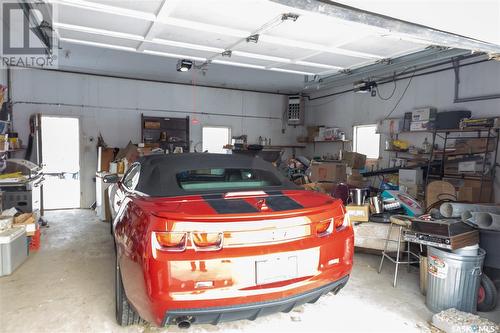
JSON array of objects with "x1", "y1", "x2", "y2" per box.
[{"x1": 1, "y1": 210, "x2": 497, "y2": 332}]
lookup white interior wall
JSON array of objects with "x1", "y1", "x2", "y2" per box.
[
  {"x1": 10, "y1": 68, "x2": 304, "y2": 208},
  {"x1": 305, "y1": 60, "x2": 500, "y2": 202},
  {"x1": 0, "y1": 69, "x2": 6, "y2": 87}
]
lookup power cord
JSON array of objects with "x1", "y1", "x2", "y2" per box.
[
  {"x1": 376, "y1": 74, "x2": 397, "y2": 101},
  {"x1": 383, "y1": 67, "x2": 416, "y2": 119}
]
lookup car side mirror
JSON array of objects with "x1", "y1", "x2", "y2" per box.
[{"x1": 103, "y1": 174, "x2": 120, "y2": 184}]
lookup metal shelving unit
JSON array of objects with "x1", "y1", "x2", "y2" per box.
[{"x1": 425, "y1": 127, "x2": 499, "y2": 201}]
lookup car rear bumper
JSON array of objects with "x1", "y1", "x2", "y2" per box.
[{"x1": 162, "y1": 274, "x2": 349, "y2": 326}]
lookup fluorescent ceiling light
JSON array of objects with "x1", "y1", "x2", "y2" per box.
[
  {"x1": 295, "y1": 60, "x2": 342, "y2": 69},
  {"x1": 60, "y1": 38, "x2": 136, "y2": 52},
  {"x1": 143, "y1": 50, "x2": 207, "y2": 62},
  {"x1": 51, "y1": 0, "x2": 155, "y2": 21},
  {"x1": 54, "y1": 22, "x2": 222, "y2": 55},
  {"x1": 270, "y1": 67, "x2": 314, "y2": 75},
  {"x1": 232, "y1": 51, "x2": 291, "y2": 63},
  {"x1": 260, "y1": 35, "x2": 383, "y2": 59},
  {"x1": 151, "y1": 38, "x2": 223, "y2": 53},
  {"x1": 52, "y1": 0, "x2": 251, "y2": 39},
  {"x1": 212, "y1": 60, "x2": 265, "y2": 69},
  {"x1": 162, "y1": 17, "x2": 249, "y2": 38},
  {"x1": 54, "y1": 22, "x2": 144, "y2": 41}
]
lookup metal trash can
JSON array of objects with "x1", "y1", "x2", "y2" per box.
[{"x1": 426, "y1": 246, "x2": 485, "y2": 314}]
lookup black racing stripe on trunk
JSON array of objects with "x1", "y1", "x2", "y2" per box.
[
  {"x1": 265, "y1": 195, "x2": 303, "y2": 211},
  {"x1": 202, "y1": 196, "x2": 259, "y2": 214}
]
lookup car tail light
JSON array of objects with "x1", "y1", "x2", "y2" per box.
[
  {"x1": 152, "y1": 231, "x2": 187, "y2": 252},
  {"x1": 316, "y1": 218, "x2": 333, "y2": 236},
  {"x1": 335, "y1": 214, "x2": 350, "y2": 230},
  {"x1": 191, "y1": 232, "x2": 223, "y2": 251}
]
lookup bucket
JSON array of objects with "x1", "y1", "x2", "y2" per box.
[
  {"x1": 349, "y1": 188, "x2": 368, "y2": 205},
  {"x1": 452, "y1": 244, "x2": 479, "y2": 257},
  {"x1": 426, "y1": 246, "x2": 485, "y2": 314}
]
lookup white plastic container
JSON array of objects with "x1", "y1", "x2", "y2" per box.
[
  {"x1": 0, "y1": 227, "x2": 28, "y2": 276},
  {"x1": 452, "y1": 244, "x2": 479, "y2": 256}
]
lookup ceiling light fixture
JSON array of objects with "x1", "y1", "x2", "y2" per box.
[
  {"x1": 212, "y1": 60, "x2": 265, "y2": 69},
  {"x1": 59, "y1": 37, "x2": 137, "y2": 52},
  {"x1": 53, "y1": 0, "x2": 155, "y2": 21},
  {"x1": 54, "y1": 22, "x2": 144, "y2": 41},
  {"x1": 143, "y1": 50, "x2": 207, "y2": 62},
  {"x1": 151, "y1": 38, "x2": 223, "y2": 53},
  {"x1": 270, "y1": 67, "x2": 314, "y2": 75},
  {"x1": 176, "y1": 59, "x2": 193, "y2": 72},
  {"x1": 232, "y1": 50, "x2": 290, "y2": 63},
  {"x1": 259, "y1": 35, "x2": 384, "y2": 59},
  {"x1": 295, "y1": 60, "x2": 343, "y2": 69}
]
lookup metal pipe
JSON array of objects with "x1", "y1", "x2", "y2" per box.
[
  {"x1": 9, "y1": 65, "x2": 295, "y2": 96},
  {"x1": 306, "y1": 57, "x2": 490, "y2": 101},
  {"x1": 12, "y1": 101, "x2": 282, "y2": 121},
  {"x1": 468, "y1": 212, "x2": 500, "y2": 231},
  {"x1": 440, "y1": 202, "x2": 500, "y2": 218},
  {"x1": 316, "y1": 48, "x2": 472, "y2": 89}
]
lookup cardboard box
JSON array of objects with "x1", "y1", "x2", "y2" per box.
[
  {"x1": 347, "y1": 169, "x2": 367, "y2": 187},
  {"x1": 346, "y1": 204, "x2": 370, "y2": 222},
  {"x1": 458, "y1": 161, "x2": 483, "y2": 173},
  {"x1": 411, "y1": 107, "x2": 437, "y2": 121},
  {"x1": 307, "y1": 126, "x2": 320, "y2": 142},
  {"x1": 457, "y1": 179, "x2": 493, "y2": 203},
  {"x1": 399, "y1": 168, "x2": 423, "y2": 186},
  {"x1": 455, "y1": 138, "x2": 495, "y2": 154},
  {"x1": 144, "y1": 121, "x2": 161, "y2": 129},
  {"x1": 302, "y1": 182, "x2": 336, "y2": 195},
  {"x1": 13, "y1": 213, "x2": 36, "y2": 236},
  {"x1": 309, "y1": 162, "x2": 347, "y2": 183},
  {"x1": 317, "y1": 127, "x2": 340, "y2": 141},
  {"x1": 98, "y1": 147, "x2": 115, "y2": 172},
  {"x1": 342, "y1": 151, "x2": 366, "y2": 169},
  {"x1": 410, "y1": 120, "x2": 435, "y2": 131}
]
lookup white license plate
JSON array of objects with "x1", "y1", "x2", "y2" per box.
[{"x1": 255, "y1": 256, "x2": 298, "y2": 285}]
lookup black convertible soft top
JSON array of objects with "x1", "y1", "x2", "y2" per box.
[{"x1": 134, "y1": 153, "x2": 298, "y2": 197}]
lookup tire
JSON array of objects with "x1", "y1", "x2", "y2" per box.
[
  {"x1": 115, "y1": 256, "x2": 142, "y2": 326},
  {"x1": 477, "y1": 274, "x2": 498, "y2": 312}
]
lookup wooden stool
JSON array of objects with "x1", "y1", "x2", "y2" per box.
[{"x1": 378, "y1": 215, "x2": 420, "y2": 287}]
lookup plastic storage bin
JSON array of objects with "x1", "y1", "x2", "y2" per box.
[
  {"x1": 0, "y1": 227, "x2": 28, "y2": 276},
  {"x1": 426, "y1": 246, "x2": 485, "y2": 314}
]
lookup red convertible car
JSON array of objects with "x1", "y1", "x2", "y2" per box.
[{"x1": 106, "y1": 153, "x2": 353, "y2": 328}]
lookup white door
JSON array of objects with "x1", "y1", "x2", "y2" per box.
[{"x1": 41, "y1": 116, "x2": 80, "y2": 209}]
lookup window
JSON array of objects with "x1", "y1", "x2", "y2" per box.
[
  {"x1": 353, "y1": 124, "x2": 380, "y2": 159},
  {"x1": 202, "y1": 126, "x2": 231, "y2": 153},
  {"x1": 177, "y1": 168, "x2": 282, "y2": 191},
  {"x1": 123, "y1": 164, "x2": 140, "y2": 190}
]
